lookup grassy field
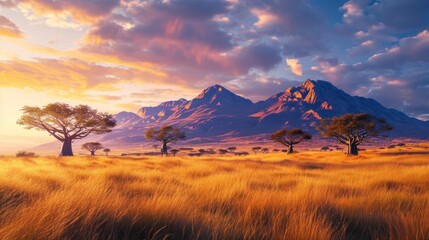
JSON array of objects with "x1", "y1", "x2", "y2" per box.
[{"x1": 0, "y1": 145, "x2": 429, "y2": 240}]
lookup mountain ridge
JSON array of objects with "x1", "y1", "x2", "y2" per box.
[{"x1": 41, "y1": 79, "x2": 427, "y2": 151}]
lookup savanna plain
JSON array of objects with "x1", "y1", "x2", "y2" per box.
[{"x1": 1, "y1": 144, "x2": 429, "y2": 240}]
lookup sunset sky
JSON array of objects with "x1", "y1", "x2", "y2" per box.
[{"x1": 1, "y1": 0, "x2": 429, "y2": 150}]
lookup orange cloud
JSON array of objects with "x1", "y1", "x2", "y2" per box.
[
  {"x1": 251, "y1": 8, "x2": 281, "y2": 28},
  {"x1": 0, "y1": 15, "x2": 22, "y2": 38},
  {"x1": 16, "y1": 0, "x2": 121, "y2": 26},
  {"x1": 286, "y1": 58, "x2": 303, "y2": 76},
  {"x1": 0, "y1": 58, "x2": 163, "y2": 95}
]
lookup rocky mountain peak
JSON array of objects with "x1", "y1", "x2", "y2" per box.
[{"x1": 190, "y1": 84, "x2": 253, "y2": 108}]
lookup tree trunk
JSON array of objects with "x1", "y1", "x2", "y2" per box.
[
  {"x1": 60, "y1": 139, "x2": 73, "y2": 156},
  {"x1": 287, "y1": 144, "x2": 294, "y2": 154},
  {"x1": 162, "y1": 142, "x2": 168, "y2": 156},
  {"x1": 90, "y1": 151, "x2": 95, "y2": 156},
  {"x1": 347, "y1": 142, "x2": 358, "y2": 155}
]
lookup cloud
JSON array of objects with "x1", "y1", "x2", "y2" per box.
[
  {"x1": 0, "y1": 58, "x2": 163, "y2": 94},
  {"x1": 286, "y1": 58, "x2": 302, "y2": 76},
  {"x1": 341, "y1": 1, "x2": 363, "y2": 23},
  {"x1": 251, "y1": 8, "x2": 281, "y2": 28},
  {"x1": 369, "y1": 0, "x2": 429, "y2": 31},
  {"x1": 368, "y1": 30, "x2": 429, "y2": 68},
  {"x1": 348, "y1": 40, "x2": 376, "y2": 56},
  {"x1": 230, "y1": 44, "x2": 282, "y2": 74},
  {"x1": 248, "y1": 0, "x2": 328, "y2": 57},
  {"x1": 0, "y1": 15, "x2": 22, "y2": 38},
  {"x1": 5, "y1": 0, "x2": 121, "y2": 27},
  {"x1": 225, "y1": 74, "x2": 298, "y2": 101},
  {"x1": 310, "y1": 31, "x2": 429, "y2": 118},
  {"x1": 366, "y1": 72, "x2": 429, "y2": 119}
]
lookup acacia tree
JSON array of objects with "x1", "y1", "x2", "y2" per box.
[
  {"x1": 170, "y1": 149, "x2": 180, "y2": 156},
  {"x1": 227, "y1": 147, "x2": 237, "y2": 152},
  {"x1": 17, "y1": 103, "x2": 116, "y2": 156},
  {"x1": 270, "y1": 128, "x2": 312, "y2": 154},
  {"x1": 82, "y1": 142, "x2": 104, "y2": 156},
  {"x1": 317, "y1": 113, "x2": 393, "y2": 155},
  {"x1": 145, "y1": 126, "x2": 186, "y2": 156},
  {"x1": 252, "y1": 146, "x2": 262, "y2": 154},
  {"x1": 218, "y1": 149, "x2": 228, "y2": 155},
  {"x1": 103, "y1": 148, "x2": 111, "y2": 156}
]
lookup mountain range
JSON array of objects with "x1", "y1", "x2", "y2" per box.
[{"x1": 86, "y1": 79, "x2": 428, "y2": 147}]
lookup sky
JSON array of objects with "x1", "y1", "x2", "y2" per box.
[{"x1": 0, "y1": 0, "x2": 429, "y2": 151}]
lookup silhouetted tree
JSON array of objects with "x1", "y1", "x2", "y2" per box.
[
  {"x1": 103, "y1": 148, "x2": 111, "y2": 156},
  {"x1": 17, "y1": 103, "x2": 116, "y2": 156},
  {"x1": 317, "y1": 113, "x2": 393, "y2": 155},
  {"x1": 170, "y1": 149, "x2": 180, "y2": 156},
  {"x1": 252, "y1": 146, "x2": 262, "y2": 154},
  {"x1": 227, "y1": 147, "x2": 237, "y2": 152},
  {"x1": 218, "y1": 149, "x2": 228, "y2": 155},
  {"x1": 270, "y1": 128, "x2": 312, "y2": 154},
  {"x1": 272, "y1": 149, "x2": 280, "y2": 153},
  {"x1": 145, "y1": 126, "x2": 186, "y2": 156},
  {"x1": 321, "y1": 146, "x2": 330, "y2": 152},
  {"x1": 198, "y1": 149, "x2": 206, "y2": 154},
  {"x1": 82, "y1": 142, "x2": 104, "y2": 156},
  {"x1": 262, "y1": 148, "x2": 269, "y2": 153}
]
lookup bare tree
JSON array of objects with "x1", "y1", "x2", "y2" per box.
[
  {"x1": 270, "y1": 128, "x2": 312, "y2": 154},
  {"x1": 82, "y1": 142, "x2": 104, "y2": 156},
  {"x1": 317, "y1": 113, "x2": 392, "y2": 155},
  {"x1": 17, "y1": 103, "x2": 116, "y2": 156},
  {"x1": 145, "y1": 126, "x2": 186, "y2": 156}
]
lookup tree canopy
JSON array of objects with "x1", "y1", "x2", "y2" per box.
[
  {"x1": 145, "y1": 126, "x2": 186, "y2": 155},
  {"x1": 317, "y1": 113, "x2": 392, "y2": 155},
  {"x1": 82, "y1": 142, "x2": 104, "y2": 156},
  {"x1": 270, "y1": 128, "x2": 312, "y2": 154},
  {"x1": 17, "y1": 103, "x2": 116, "y2": 156}
]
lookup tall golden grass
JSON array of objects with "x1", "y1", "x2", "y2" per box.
[{"x1": 0, "y1": 145, "x2": 428, "y2": 239}]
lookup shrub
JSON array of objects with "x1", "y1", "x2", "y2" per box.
[{"x1": 16, "y1": 151, "x2": 36, "y2": 157}]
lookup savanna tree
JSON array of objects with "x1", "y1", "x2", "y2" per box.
[
  {"x1": 145, "y1": 126, "x2": 186, "y2": 156},
  {"x1": 252, "y1": 146, "x2": 262, "y2": 154},
  {"x1": 227, "y1": 147, "x2": 237, "y2": 152},
  {"x1": 82, "y1": 142, "x2": 104, "y2": 156},
  {"x1": 218, "y1": 149, "x2": 228, "y2": 155},
  {"x1": 170, "y1": 149, "x2": 180, "y2": 156},
  {"x1": 17, "y1": 103, "x2": 116, "y2": 156},
  {"x1": 321, "y1": 146, "x2": 330, "y2": 152},
  {"x1": 270, "y1": 128, "x2": 312, "y2": 154},
  {"x1": 317, "y1": 113, "x2": 393, "y2": 155},
  {"x1": 103, "y1": 148, "x2": 111, "y2": 156}
]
